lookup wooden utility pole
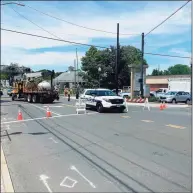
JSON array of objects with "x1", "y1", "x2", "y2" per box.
[
  {"x1": 140, "y1": 32, "x2": 145, "y2": 98},
  {"x1": 74, "y1": 59, "x2": 76, "y2": 87},
  {"x1": 116, "y1": 23, "x2": 119, "y2": 95},
  {"x1": 76, "y1": 48, "x2": 79, "y2": 85}
]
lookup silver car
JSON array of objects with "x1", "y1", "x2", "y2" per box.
[{"x1": 160, "y1": 91, "x2": 191, "y2": 104}]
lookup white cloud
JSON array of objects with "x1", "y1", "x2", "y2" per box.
[
  {"x1": 1, "y1": 1, "x2": 191, "y2": 71},
  {"x1": 1, "y1": 48, "x2": 85, "y2": 68}
]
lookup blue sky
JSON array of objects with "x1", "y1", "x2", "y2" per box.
[{"x1": 1, "y1": 1, "x2": 192, "y2": 74}]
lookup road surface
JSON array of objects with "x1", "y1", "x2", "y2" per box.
[{"x1": 1, "y1": 95, "x2": 191, "y2": 192}]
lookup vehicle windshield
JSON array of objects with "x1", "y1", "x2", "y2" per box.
[
  {"x1": 97, "y1": 90, "x2": 117, "y2": 96},
  {"x1": 165, "y1": 91, "x2": 177, "y2": 95}
]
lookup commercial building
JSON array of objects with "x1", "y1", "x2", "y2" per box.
[{"x1": 146, "y1": 74, "x2": 191, "y2": 91}]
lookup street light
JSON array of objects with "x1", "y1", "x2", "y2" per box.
[
  {"x1": 1, "y1": 2, "x2": 25, "y2": 6},
  {"x1": 98, "y1": 67, "x2": 101, "y2": 88}
]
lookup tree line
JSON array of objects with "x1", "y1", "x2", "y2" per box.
[{"x1": 151, "y1": 64, "x2": 191, "y2": 76}]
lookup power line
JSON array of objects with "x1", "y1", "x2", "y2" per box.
[
  {"x1": 144, "y1": 52, "x2": 191, "y2": 59},
  {"x1": 145, "y1": 0, "x2": 191, "y2": 37},
  {"x1": 22, "y1": 3, "x2": 140, "y2": 36},
  {"x1": 1, "y1": 28, "x2": 190, "y2": 59},
  {"x1": 9, "y1": 6, "x2": 65, "y2": 41},
  {"x1": 1, "y1": 28, "x2": 109, "y2": 49}
]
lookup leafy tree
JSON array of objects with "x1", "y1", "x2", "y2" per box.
[
  {"x1": 81, "y1": 45, "x2": 147, "y2": 89},
  {"x1": 167, "y1": 64, "x2": 191, "y2": 75},
  {"x1": 151, "y1": 64, "x2": 191, "y2": 76}
]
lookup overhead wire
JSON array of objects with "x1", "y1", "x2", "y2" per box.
[
  {"x1": 145, "y1": 0, "x2": 191, "y2": 37},
  {"x1": 2, "y1": 27, "x2": 191, "y2": 59},
  {"x1": 19, "y1": 2, "x2": 140, "y2": 36},
  {"x1": 9, "y1": 6, "x2": 79, "y2": 43},
  {"x1": 1, "y1": 28, "x2": 109, "y2": 49}
]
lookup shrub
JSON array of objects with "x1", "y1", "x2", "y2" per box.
[{"x1": 148, "y1": 96, "x2": 159, "y2": 102}]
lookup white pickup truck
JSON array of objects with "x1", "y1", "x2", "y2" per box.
[
  {"x1": 80, "y1": 88, "x2": 126, "y2": 113},
  {"x1": 150, "y1": 88, "x2": 168, "y2": 98}
]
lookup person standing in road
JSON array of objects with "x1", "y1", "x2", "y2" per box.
[{"x1": 67, "y1": 88, "x2": 71, "y2": 101}]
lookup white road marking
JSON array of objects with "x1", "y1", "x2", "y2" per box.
[
  {"x1": 70, "y1": 165, "x2": 96, "y2": 188},
  {"x1": 30, "y1": 104, "x2": 61, "y2": 116},
  {"x1": 166, "y1": 124, "x2": 186, "y2": 129},
  {"x1": 141, "y1": 120, "x2": 154, "y2": 123},
  {"x1": 49, "y1": 137, "x2": 58, "y2": 144},
  {"x1": 39, "y1": 174, "x2": 52, "y2": 193},
  {"x1": 60, "y1": 176, "x2": 77, "y2": 188},
  {"x1": 43, "y1": 106, "x2": 63, "y2": 108},
  {"x1": 1, "y1": 112, "x2": 98, "y2": 125}
]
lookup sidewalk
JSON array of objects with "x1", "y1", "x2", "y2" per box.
[
  {"x1": 126, "y1": 102, "x2": 191, "y2": 108},
  {"x1": 1, "y1": 145, "x2": 14, "y2": 193}
]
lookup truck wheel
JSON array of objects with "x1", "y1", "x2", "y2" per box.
[
  {"x1": 40, "y1": 97, "x2": 44, "y2": 104},
  {"x1": 27, "y1": 94, "x2": 32, "y2": 103},
  {"x1": 32, "y1": 95, "x2": 37, "y2": 103},
  {"x1": 24, "y1": 95, "x2": 27, "y2": 102},
  {"x1": 12, "y1": 94, "x2": 16, "y2": 101},
  {"x1": 96, "y1": 103, "x2": 103, "y2": 113}
]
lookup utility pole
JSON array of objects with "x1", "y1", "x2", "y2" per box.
[
  {"x1": 74, "y1": 59, "x2": 76, "y2": 87},
  {"x1": 116, "y1": 23, "x2": 119, "y2": 96},
  {"x1": 140, "y1": 32, "x2": 145, "y2": 98},
  {"x1": 190, "y1": 58, "x2": 192, "y2": 99},
  {"x1": 76, "y1": 48, "x2": 79, "y2": 85}
]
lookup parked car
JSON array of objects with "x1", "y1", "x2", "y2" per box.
[
  {"x1": 119, "y1": 92, "x2": 131, "y2": 98},
  {"x1": 112, "y1": 89, "x2": 122, "y2": 95},
  {"x1": 160, "y1": 91, "x2": 191, "y2": 104},
  {"x1": 150, "y1": 88, "x2": 168, "y2": 98}
]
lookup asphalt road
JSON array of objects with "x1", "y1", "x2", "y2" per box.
[{"x1": 1, "y1": 94, "x2": 192, "y2": 192}]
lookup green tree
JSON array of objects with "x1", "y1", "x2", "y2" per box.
[
  {"x1": 81, "y1": 45, "x2": 147, "y2": 89},
  {"x1": 151, "y1": 64, "x2": 191, "y2": 76},
  {"x1": 167, "y1": 64, "x2": 191, "y2": 75}
]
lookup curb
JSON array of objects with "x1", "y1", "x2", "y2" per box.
[{"x1": 1, "y1": 145, "x2": 14, "y2": 193}]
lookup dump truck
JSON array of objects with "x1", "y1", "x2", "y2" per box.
[{"x1": 11, "y1": 71, "x2": 59, "y2": 103}]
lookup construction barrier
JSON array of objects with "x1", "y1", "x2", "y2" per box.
[
  {"x1": 126, "y1": 98, "x2": 145, "y2": 103},
  {"x1": 75, "y1": 98, "x2": 86, "y2": 114}
]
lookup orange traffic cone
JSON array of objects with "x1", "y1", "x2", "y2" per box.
[
  {"x1": 160, "y1": 103, "x2": 163, "y2": 110},
  {"x1": 17, "y1": 108, "x2": 23, "y2": 120},
  {"x1": 46, "y1": 106, "x2": 52, "y2": 117}
]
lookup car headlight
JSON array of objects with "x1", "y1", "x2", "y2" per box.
[{"x1": 103, "y1": 98, "x2": 110, "y2": 102}]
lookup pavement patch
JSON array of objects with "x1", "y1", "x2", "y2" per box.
[{"x1": 166, "y1": 124, "x2": 186, "y2": 129}]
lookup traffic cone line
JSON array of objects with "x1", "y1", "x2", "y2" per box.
[
  {"x1": 46, "y1": 106, "x2": 52, "y2": 117},
  {"x1": 160, "y1": 103, "x2": 163, "y2": 110},
  {"x1": 17, "y1": 108, "x2": 23, "y2": 120}
]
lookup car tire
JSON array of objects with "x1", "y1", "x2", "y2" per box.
[
  {"x1": 186, "y1": 99, "x2": 190, "y2": 104},
  {"x1": 172, "y1": 99, "x2": 176, "y2": 104},
  {"x1": 119, "y1": 108, "x2": 124, "y2": 113},
  {"x1": 96, "y1": 103, "x2": 103, "y2": 113}
]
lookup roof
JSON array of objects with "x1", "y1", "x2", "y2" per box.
[
  {"x1": 146, "y1": 74, "x2": 191, "y2": 79},
  {"x1": 53, "y1": 71, "x2": 83, "y2": 83}
]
